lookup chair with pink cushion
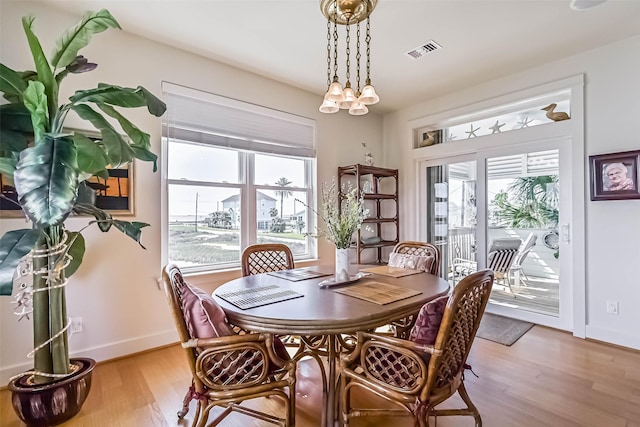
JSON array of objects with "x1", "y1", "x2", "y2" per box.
[{"x1": 162, "y1": 263, "x2": 297, "y2": 427}]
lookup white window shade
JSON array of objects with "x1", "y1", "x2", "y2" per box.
[{"x1": 162, "y1": 82, "x2": 316, "y2": 158}]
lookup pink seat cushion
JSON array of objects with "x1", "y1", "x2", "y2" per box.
[
  {"x1": 409, "y1": 295, "x2": 448, "y2": 345},
  {"x1": 181, "y1": 282, "x2": 289, "y2": 360}
]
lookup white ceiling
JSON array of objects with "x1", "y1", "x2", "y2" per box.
[{"x1": 42, "y1": 0, "x2": 640, "y2": 113}]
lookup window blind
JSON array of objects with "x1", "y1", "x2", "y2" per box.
[{"x1": 162, "y1": 82, "x2": 316, "y2": 158}]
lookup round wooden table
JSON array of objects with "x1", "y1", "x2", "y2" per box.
[{"x1": 213, "y1": 266, "x2": 450, "y2": 426}]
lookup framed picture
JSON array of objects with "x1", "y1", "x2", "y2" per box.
[
  {"x1": 85, "y1": 163, "x2": 135, "y2": 215},
  {"x1": 589, "y1": 150, "x2": 640, "y2": 201}
]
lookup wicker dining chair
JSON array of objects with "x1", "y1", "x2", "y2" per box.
[
  {"x1": 388, "y1": 241, "x2": 441, "y2": 339},
  {"x1": 339, "y1": 269, "x2": 494, "y2": 427},
  {"x1": 241, "y1": 243, "x2": 295, "y2": 276},
  {"x1": 162, "y1": 264, "x2": 298, "y2": 427},
  {"x1": 241, "y1": 243, "x2": 328, "y2": 356},
  {"x1": 390, "y1": 241, "x2": 441, "y2": 275}
]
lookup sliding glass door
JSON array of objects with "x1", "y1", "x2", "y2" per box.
[{"x1": 423, "y1": 141, "x2": 571, "y2": 330}]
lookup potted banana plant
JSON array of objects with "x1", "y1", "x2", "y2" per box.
[{"x1": 0, "y1": 9, "x2": 166, "y2": 425}]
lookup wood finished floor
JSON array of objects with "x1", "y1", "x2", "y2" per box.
[{"x1": 2, "y1": 326, "x2": 640, "y2": 426}]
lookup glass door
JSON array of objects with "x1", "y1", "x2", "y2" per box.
[{"x1": 423, "y1": 141, "x2": 571, "y2": 330}]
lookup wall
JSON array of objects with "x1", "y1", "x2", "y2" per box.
[
  {"x1": 0, "y1": 2, "x2": 383, "y2": 383},
  {"x1": 384, "y1": 35, "x2": 640, "y2": 350}
]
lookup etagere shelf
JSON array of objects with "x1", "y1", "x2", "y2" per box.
[{"x1": 338, "y1": 164, "x2": 399, "y2": 264}]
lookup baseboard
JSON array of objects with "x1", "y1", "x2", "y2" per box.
[
  {"x1": 586, "y1": 325, "x2": 640, "y2": 351},
  {"x1": 0, "y1": 329, "x2": 177, "y2": 385}
]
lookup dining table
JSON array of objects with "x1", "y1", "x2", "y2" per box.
[{"x1": 212, "y1": 265, "x2": 450, "y2": 427}]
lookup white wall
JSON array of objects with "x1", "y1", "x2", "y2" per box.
[
  {"x1": 0, "y1": 2, "x2": 383, "y2": 383},
  {"x1": 384, "y1": 35, "x2": 640, "y2": 350}
]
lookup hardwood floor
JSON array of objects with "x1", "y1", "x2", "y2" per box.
[{"x1": 2, "y1": 326, "x2": 640, "y2": 426}]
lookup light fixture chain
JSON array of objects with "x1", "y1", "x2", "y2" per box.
[
  {"x1": 366, "y1": 16, "x2": 371, "y2": 81},
  {"x1": 333, "y1": 0, "x2": 339, "y2": 80},
  {"x1": 356, "y1": 21, "x2": 361, "y2": 93},
  {"x1": 326, "y1": 16, "x2": 331, "y2": 87},
  {"x1": 345, "y1": 18, "x2": 351, "y2": 83}
]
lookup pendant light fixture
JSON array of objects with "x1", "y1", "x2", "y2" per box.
[{"x1": 319, "y1": 0, "x2": 379, "y2": 115}]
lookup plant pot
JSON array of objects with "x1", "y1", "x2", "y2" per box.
[{"x1": 8, "y1": 358, "x2": 96, "y2": 427}]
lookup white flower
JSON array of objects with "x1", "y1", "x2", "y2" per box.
[{"x1": 297, "y1": 180, "x2": 368, "y2": 249}]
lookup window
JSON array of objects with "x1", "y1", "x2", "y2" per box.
[{"x1": 162, "y1": 83, "x2": 316, "y2": 273}]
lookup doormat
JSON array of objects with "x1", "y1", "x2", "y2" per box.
[{"x1": 476, "y1": 313, "x2": 534, "y2": 346}]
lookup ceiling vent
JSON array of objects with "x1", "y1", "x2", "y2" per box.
[{"x1": 405, "y1": 40, "x2": 442, "y2": 60}]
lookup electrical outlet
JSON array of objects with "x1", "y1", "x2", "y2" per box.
[
  {"x1": 606, "y1": 301, "x2": 619, "y2": 315},
  {"x1": 70, "y1": 317, "x2": 83, "y2": 333}
]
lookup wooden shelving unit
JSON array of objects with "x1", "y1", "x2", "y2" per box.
[{"x1": 338, "y1": 164, "x2": 399, "y2": 264}]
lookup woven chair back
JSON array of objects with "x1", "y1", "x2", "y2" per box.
[
  {"x1": 242, "y1": 243, "x2": 295, "y2": 276},
  {"x1": 392, "y1": 241, "x2": 441, "y2": 275},
  {"x1": 426, "y1": 269, "x2": 494, "y2": 398}
]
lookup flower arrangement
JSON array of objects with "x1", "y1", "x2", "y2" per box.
[{"x1": 300, "y1": 180, "x2": 368, "y2": 249}]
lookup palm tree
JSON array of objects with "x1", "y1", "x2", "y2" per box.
[
  {"x1": 274, "y1": 177, "x2": 293, "y2": 219},
  {"x1": 492, "y1": 175, "x2": 559, "y2": 228}
]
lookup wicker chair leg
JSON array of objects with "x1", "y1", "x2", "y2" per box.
[{"x1": 458, "y1": 382, "x2": 482, "y2": 427}]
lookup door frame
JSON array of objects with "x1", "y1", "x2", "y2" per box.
[{"x1": 408, "y1": 75, "x2": 585, "y2": 336}]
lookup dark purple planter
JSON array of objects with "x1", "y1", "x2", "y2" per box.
[{"x1": 8, "y1": 358, "x2": 96, "y2": 427}]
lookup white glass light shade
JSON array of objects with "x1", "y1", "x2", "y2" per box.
[
  {"x1": 348, "y1": 101, "x2": 368, "y2": 116},
  {"x1": 325, "y1": 81, "x2": 345, "y2": 102},
  {"x1": 338, "y1": 86, "x2": 357, "y2": 109},
  {"x1": 319, "y1": 98, "x2": 339, "y2": 113},
  {"x1": 358, "y1": 84, "x2": 380, "y2": 105}
]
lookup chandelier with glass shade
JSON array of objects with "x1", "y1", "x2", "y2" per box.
[{"x1": 319, "y1": 0, "x2": 380, "y2": 115}]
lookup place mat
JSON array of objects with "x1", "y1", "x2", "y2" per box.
[
  {"x1": 334, "y1": 281, "x2": 422, "y2": 305},
  {"x1": 267, "y1": 269, "x2": 332, "y2": 281},
  {"x1": 361, "y1": 265, "x2": 424, "y2": 278},
  {"x1": 216, "y1": 285, "x2": 303, "y2": 310}
]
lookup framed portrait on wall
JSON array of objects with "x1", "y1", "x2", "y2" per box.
[{"x1": 589, "y1": 150, "x2": 640, "y2": 201}]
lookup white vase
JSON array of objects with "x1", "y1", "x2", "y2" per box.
[{"x1": 335, "y1": 248, "x2": 350, "y2": 282}]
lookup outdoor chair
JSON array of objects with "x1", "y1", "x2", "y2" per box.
[
  {"x1": 507, "y1": 232, "x2": 537, "y2": 291},
  {"x1": 452, "y1": 237, "x2": 521, "y2": 295},
  {"x1": 162, "y1": 264, "x2": 298, "y2": 427},
  {"x1": 338, "y1": 269, "x2": 494, "y2": 427},
  {"x1": 387, "y1": 241, "x2": 441, "y2": 339},
  {"x1": 241, "y1": 243, "x2": 295, "y2": 276}
]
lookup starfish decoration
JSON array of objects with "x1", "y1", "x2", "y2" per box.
[
  {"x1": 465, "y1": 124, "x2": 480, "y2": 139},
  {"x1": 445, "y1": 133, "x2": 457, "y2": 142},
  {"x1": 489, "y1": 120, "x2": 505, "y2": 134},
  {"x1": 517, "y1": 116, "x2": 533, "y2": 128}
]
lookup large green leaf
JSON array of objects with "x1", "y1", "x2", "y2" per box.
[
  {"x1": 73, "y1": 132, "x2": 110, "y2": 175},
  {"x1": 97, "y1": 102, "x2": 150, "y2": 149},
  {"x1": 130, "y1": 145, "x2": 158, "y2": 172},
  {"x1": 0, "y1": 63, "x2": 28, "y2": 104},
  {"x1": 97, "y1": 102, "x2": 158, "y2": 171},
  {"x1": 0, "y1": 157, "x2": 17, "y2": 180},
  {"x1": 71, "y1": 103, "x2": 134, "y2": 167},
  {"x1": 64, "y1": 231, "x2": 85, "y2": 278},
  {"x1": 72, "y1": 203, "x2": 112, "y2": 232},
  {"x1": 22, "y1": 15, "x2": 57, "y2": 121},
  {"x1": 14, "y1": 136, "x2": 79, "y2": 227},
  {"x1": 69, "y1": 84, "x2": 167, "y2": 116},
  {"x1": 22, "y1": 80, "x2": 48, "y2": 144},
  {"x1": 0, "y1": 103, "x2": 34, "y2": 133},
  {"x1": 113, "y1": 220, "x2": 149, "y2": 249},
  {"x1": 0, "y1": 129, "x2": 29, "y2": 154},
  {"x1": 50, "y1": 10, "x2": 120, "y2": 70},
  {"x1": 0, "y1": 229, "x2": 40, "y2": 295}
]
